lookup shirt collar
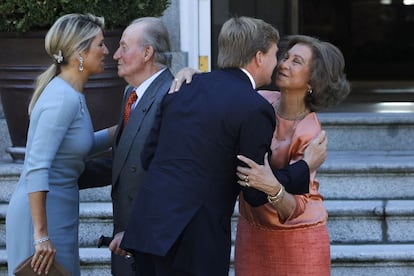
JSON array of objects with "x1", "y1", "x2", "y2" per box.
[
  {"x1": 240, "y1": 68, "x2": 256, "y2": 89},
  {"x1": 134, "y1": 67, "x2": 167, "y2": 99}
]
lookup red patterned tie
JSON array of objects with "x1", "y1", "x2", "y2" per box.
[{"x1": 123, "y1": 90, "x2": 138, "y2": 128}]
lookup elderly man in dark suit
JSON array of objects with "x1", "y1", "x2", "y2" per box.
[{"x1": 111, "y1": 16, "x2": 327, "y2": 276}]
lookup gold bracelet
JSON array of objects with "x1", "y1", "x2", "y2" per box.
[{"x1": 267, "y1": 185, "x2": 285, "y2": 204}]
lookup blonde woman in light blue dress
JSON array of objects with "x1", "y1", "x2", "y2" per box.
[{"x1": 6, "y1": 14, "x2": 116, "y2": 275}]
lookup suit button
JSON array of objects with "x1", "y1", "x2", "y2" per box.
[{"x1": 130, "y1": 165, "x2": 137, "y2": 172}]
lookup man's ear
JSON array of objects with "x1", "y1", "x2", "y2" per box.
[
  {"x1": 144, "y1": 46, "x2": 154, "y2": 62},
  {"x1": 255, "y1": 51, "x2": 264, "y2": 66}
]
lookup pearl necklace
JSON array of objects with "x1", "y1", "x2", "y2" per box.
[{"x1": 271, "y1": 108, "x2": 309, "y2": 151}]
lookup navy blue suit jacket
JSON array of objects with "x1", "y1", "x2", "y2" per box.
[{"x1": 121, "y1": 69, "x2": 309, "y2": 275}]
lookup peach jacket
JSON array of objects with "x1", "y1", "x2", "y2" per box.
[{"x1": 238, "y1": 90, "x2": 328, "y2": 229}]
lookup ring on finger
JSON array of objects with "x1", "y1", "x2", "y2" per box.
[
  {"x1": 244, "y1": 175, "x2": 249, "y2": 182},
  {"x1": 245, "y1": 181, "x2": 250, "y2": 187}
]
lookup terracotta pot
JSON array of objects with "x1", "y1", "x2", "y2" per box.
[{"x1": 0, "y1": 30, "x2": 126, "y2": 161}]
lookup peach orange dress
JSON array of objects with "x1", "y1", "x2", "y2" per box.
[{"x1": 234, "y1": 91, "x2": 330, "y2": 276}]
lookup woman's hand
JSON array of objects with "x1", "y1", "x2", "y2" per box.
[
  {"x1": 169, "y1": 67, "x2": 201, "y2": 93},
  {"x1": 29, "y1": 191, "x2": 56, "y2": 274},
  {"x1": 237, "y1": 152, "x2": 297, "y2": 222},
  {"x1": 236, "y1": 153, "x2": 281, "y2": 196},
  {"x1": 31, "y1": 238, "x2": 56, "y2": 275}
]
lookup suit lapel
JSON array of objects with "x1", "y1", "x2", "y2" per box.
[
  {"x1": 112, "y1": 69, "x2": 173, "y2": 184},
  {"x1": 114, "y1": 86, "x2": 134, "y2": 148}
]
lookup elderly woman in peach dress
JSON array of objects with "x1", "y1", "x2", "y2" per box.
[{"x1": 234, "y1": 35, "x2": 350, "y2": 276}]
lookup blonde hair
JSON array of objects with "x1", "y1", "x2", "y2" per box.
[
  {"x1": 217, "y1": 16, "x2": 279, "y2": 68},
  {"x1": 28, "y1": 13, "x2": 105, "y2": 114}
]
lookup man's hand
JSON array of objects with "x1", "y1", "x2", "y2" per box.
[
  {"x1": 109, "y1": 231, "x2": 132, "y2": 259},
  {"x1": 303, "y1": 130, "x2": 328, "y2": 172}
]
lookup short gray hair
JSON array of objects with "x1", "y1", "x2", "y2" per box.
[{"x1": 130, "y1": 17, "x2": 171, "y2": 67}]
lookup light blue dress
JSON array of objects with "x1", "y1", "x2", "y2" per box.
[{"x1": 6, "y1": 77, "x2": 109, "y2": 275}]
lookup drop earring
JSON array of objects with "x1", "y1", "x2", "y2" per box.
[{"x1": 79, "y1": 56, "x2": 84, "y2": 72}]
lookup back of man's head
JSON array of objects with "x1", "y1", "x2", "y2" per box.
[{"x1": 217, "y1": 16, "x2": 279, "y2": 69}]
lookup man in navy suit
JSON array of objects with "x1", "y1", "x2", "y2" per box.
[{"x1": 111, "y1": 16, "x2": 327, "y2": 276}]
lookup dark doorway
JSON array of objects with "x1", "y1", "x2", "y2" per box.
[{"x1": 299, "y1": 0, "x2": 414, "y2": 81}]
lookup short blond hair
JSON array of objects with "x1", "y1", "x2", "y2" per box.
[{"x1": 217, "y1": 16, "x2": 279, "y2": 68}]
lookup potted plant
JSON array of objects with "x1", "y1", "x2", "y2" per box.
[{"x1": 0, "y1": 0, "x2": 170, "y2": 160}]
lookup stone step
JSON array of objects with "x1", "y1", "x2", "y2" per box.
[
  {"x1": 325, "y1": 200, "x2": 414, "y2": 244},
  {"x1": 1, "y1": 244, "x2": 414, "y2": 276},
  {"x1": 318, "y1": 112, "x2": 414, "y2": 151},
  {"x1": 319, "y1": 150, "x2": 414, "y2": 199},
  {"x1": 329, "y1": 244, "x2": 414, "y2": 276},
  {"x1": 78, "y1": 202, "x2": 113, "y2": 247},
  {"x1": 0, "y1": 119, "x2": 10, "y2": 161},
  {"x1": 0, "y1": 161, "x2": 22, "y2": 203},
  {"x1": 80, "y1": 185, "x2": 111, "y2": 202}
]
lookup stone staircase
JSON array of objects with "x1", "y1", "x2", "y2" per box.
[
  {"x1": 316, "y1": 112, "x2": 414, "y2": 275},
  {"x1": 1, "y1": 111, "x2": 414, "y2": 275}
]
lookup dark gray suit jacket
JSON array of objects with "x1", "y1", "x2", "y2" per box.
[
  {"x1": 79, "y1": 68, "x2": 174, "y2": 275},
  {"x1": 111, "y1": 69, "x2": 173, "y2": 233}
]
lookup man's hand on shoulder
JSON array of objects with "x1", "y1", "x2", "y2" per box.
[{"x1": 303, "y1": 130, "x2": 328, "y2": 172}]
